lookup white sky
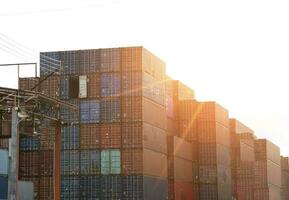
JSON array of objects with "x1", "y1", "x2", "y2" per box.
[{"x1": 0, "y1": 0, "x2": 288, "y2": 155}]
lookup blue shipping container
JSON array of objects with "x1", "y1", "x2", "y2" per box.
[
  {"x1": 60, "y1": 100, "x2": 79, "y2": 123},
  {"x1": 80, "y1": 100, "x2": 100, "y2": 123},
  {"x1": 20, "y1": 137, "x2": 39, "y2": 151},
  {"x1": 40, "y1": 52, "x2": 61, "y2": 76},
  {"x1": 101, "y1": 175, "x2": 122, "y2": 200},
  {"x1": 61, "y1": 125, "x2": 80, "y2": 150},
  {"x1": 0, "y1": 150, "x2": 8, "y2": 175},
  {"x1": 122, "y1": 175, "x2": 143, "y2": 199},
  {"x1": 80, "y1": 150, "x2": 101, "y2": 175},
  {"x1": 61, "y1": 51, "x2": 79, "y2": 75},
  {"x1": 61, "y1": 176, "x2": 80, "y2": 200},
  {"x1": 0, "y1": 176, "x2": 8, "y2": 200},
  {"x1": 80, "y1": 176, "x2": 100, "y2": 200},
  {"x1": 143, "y1": 176, "x2": 168, "y2": 200},
  {"x1": 100, "y1": 73, "x2": 121, "y2": 97},
  {"x1": 60, "y1": 76, "x2": 69, "y2": 99},
  {"x1": 61, "y1": 150, "x2": 80, "y2": 176}
]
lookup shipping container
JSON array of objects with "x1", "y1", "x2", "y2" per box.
[
  {"x1": 60, "y1": 76, "x2": 69, "y2": 99},
  {"x1": 120, "y1": 47, "x2": 142, "y2": 72},
  {"x1": 122, "y1": 175, "x2": 143, "y2": 199},
  {"x1": 143, "y1": 148, "x2": 167, "y2": 178},
  {"x1": 100, "y1": 98, "x2": 121, "y2": 123},
  {"x1": 18, "y1": 181, "x2": 34, "y2": 200},
  {"x1": 0, "y1": 176, "x2": 8, "y2": 200},
  {"x1": 217, "y1": 165, "x2": 232, "y2": 199},
  {"x1": 79, "y1": 176, "x2": 101, "y2": 199},
  {"x1": 80, "y1": 124, "x2": 100, "y2": 149},
  {"x1": 122, "y1": 122, "x2": 142, "y2": 148},
  {"x1": 100, "y1": 124, "x2": 121, "y2": 149},
  {"x1": 78, "y1": 50, "x2": 90, "y2": 75},
  {"x1": 80, "y1": 150, "x2": 100, "y2": 175},
  {"x1": 39, "y1": 177, "x2": 53, "y2": 200},
  {"x1": 41, "y1": 75, "x2": 60, "y2": 99},
  {"x1": 100, "y1": 48, "x2": 121, "y2": 72},
  {"x1": 172, "y1": 181, "x2": 193, "y2": 200},
  {"x1": 173, "y1": 157, "x2": 193, "y2": 182},
  {"x1": 142, "y1": 97, "x2": 166, "y2": 130},
  {"x1": 61, "y1": 176, "x2": 80, "y2": 199},
  {"x1": 20, "y1": 136, "x2": 39, "y2": 151},
  {"x1": 167, "y1": 136, "x2": 192, "y2": 161},
  {"x1": 101, "y1": 175, "x2": 122, "y2": 200},
  {"x1": 60, "y1": 99, "x2": 79, "y2": 123},
  {"x1": 60, "y1": 50, "x2": 80, "y2": 75},
  {"x1": 143, "y1": 122, "x2": 167, "y2": 154},
  {"x1": 254, "y1": 160, "x2": 281, "y2": 188},
  {"x1": 255, "y1": 139, "x2": 281, "y2": 165},
  {"x1": 40, "y1": 51, "x2": 61, "y2": 76},
  {"x1": 197, "y1": 120, "x2": 230, "y2": 147},
  {"x1": 0, "y1": 149, "x2": 8, "y2": 175},
  {"x1": 80, "y1": 99, "x2": 100, "y2": 123},
  {"x1": 87, "y1": 74, "x2": 100, "y2": 98},
  {"x1": 39, "y1": 123, "x2": 55, "y2": 150},
  {"x1": 198, "y1": 143, "x2": 230, "y2": 166},
  {"x1": 199, "y1": 184, "x2": 218, "y2": 200},
  {"x1": 39, "y1": 150, "x2": 53, "y2": 176},
  {"x1": 19, "y1": 151, "x2": 39, "y2": 177},
  {"x1": 100, "y1": 73, "x2": 121, "y2": 97},
  {"x1": 142, "y1": 48, "x2": 166, "y2": 80},
  {"x1": 1, "y1": 120, "x2": 11, "y2": 137},
  {"x1": 122, "y1": 97, "x2": 142, "y2": 122},
  {"x1": 122, "y1": 72, "x2": 142, "y2": 96},
  {"x1": 61, "y1": 125, "x2": 79, "y2": 150},
  {"x1": 143, "y1": 175, "x2": 168, "y2": 200},
  {"x1": 122, "y1": 148, "x2": 143, "y2": 175},
  {"x1": 143, "y1": 72, "x2": 165, "y2": 106},
  {"x1": 0, "y1": 138, "x2": 9, "y2": 149},
  {"x1": 61, "y1": 150, "x2": 80, "y2": 176},
  {"x1": 19, "y1": 77, "x2": 40, "y2": 91},
  {"x1": 101, "y1": 149, "x2": 121, "y2": 175}
]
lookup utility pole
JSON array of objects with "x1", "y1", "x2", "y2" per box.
[{"x1": 8, "y1": 108, "x2": 19, "y2": 200}]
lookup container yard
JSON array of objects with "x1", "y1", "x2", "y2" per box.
[{"x1": 0, "y1": 46, "x2": 288, "y2": 200}]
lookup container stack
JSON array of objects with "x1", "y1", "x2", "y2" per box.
[
  {"x1": 18, "y1": 78, "x2": 55, "y2": 200},
  {"x1": 254, "y1": 139, "x2": 281, "y2": 200},
  {"x1": 281, "y1": 156, "x2": 289, "y2": 199},
  {"x1": 230, "y1": 119, "x2": 255, "y2": 200},
  {"x1": 38, "y1": 47, "x2": 169, "y2": 199},
  {"x1": 0, "y1": 149, "x2": 8, "y2": 200},
  {"x1": 167, "y1": 136, "x2": 194, "y2": 200},
  {"x1": 196, "y1": 102, "x2": 232, "y2": 200},
  {"x1": 165, "y1": 78, "x2": 199, "y2": 199}
]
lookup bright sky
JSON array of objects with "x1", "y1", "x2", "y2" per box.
[{"x1": 0, "y1": 0, "x2": 288, "y2": 155}]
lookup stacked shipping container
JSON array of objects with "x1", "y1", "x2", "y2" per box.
[
  {"x1": 196, "y1": 102, "x2": 232, "y2": 200},
  {"x1": 39, "y1": 47, "x2": 168, "y2": 199},
  {"x1": 281, "y1": 156, "x2": 289, "y2": 200},
  {"x1": 230, "y1": 119, "x2": 255, "y2": 200},
  {"x1": 167, "y1": 136, "x2": 194, "y2": 200},
  {"x1": 254, "y1": 139, "x2": 281, "y2": 200},
  {"x1": 2, "y1": 46, "x2": 285, "y2": 199}
]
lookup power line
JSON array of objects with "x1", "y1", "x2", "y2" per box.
[{"x1": 0, "y1": 33, "x2": 61, "y2": 65}]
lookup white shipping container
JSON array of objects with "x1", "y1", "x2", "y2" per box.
[{"x1": 79, "y1": 75, "x2": 87, "y2": 98}]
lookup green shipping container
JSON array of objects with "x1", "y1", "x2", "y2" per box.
[{"x1": 101, "y1": 149, "x2": 121, "y2": 175}]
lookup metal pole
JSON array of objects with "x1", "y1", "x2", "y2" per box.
[
  {"x1": 53, "y1": 120, "x2": 61, "y2": 200},
  {"x1": 8, "y1": 107, "x2": 19, "y2": 200}
]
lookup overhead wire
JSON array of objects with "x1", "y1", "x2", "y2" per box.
[{"x1": 0, "y1": 32, "x2": 61, "y2": 70}]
